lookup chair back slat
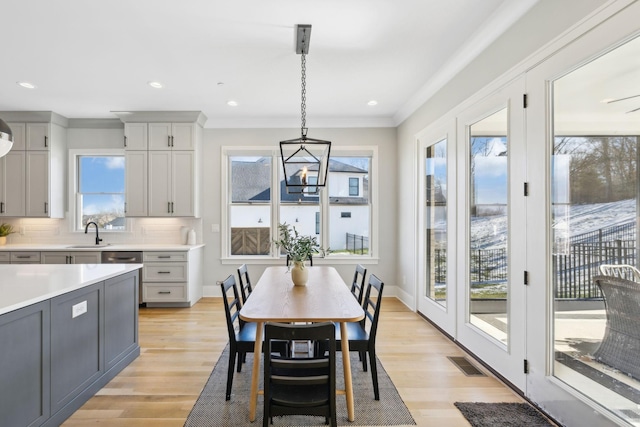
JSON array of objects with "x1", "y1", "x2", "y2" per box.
[
  {"x1": 351, "y1": 264, "x2": 367, "y2": 304},
  {"x1": 362, "y1": 274, "x2": 384, "y2": 340},
  {"x1": 237, "y1": 264, "x2": 253, "y2": 304},
  {"x1": 220, "y1": 275, "x2": 244, "y2": 344}
]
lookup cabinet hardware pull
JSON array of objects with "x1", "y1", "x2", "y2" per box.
[
  {"x1": 171, "y1": 202, "x2": 174, "y2": 213},
  {"x1": 168, "y1": 135, "x2": 171, "y2": 147},
  {"x1": 124, "y1": 135, "x2": 127, "y2": 147},
  {"x1": 0, "y1": 202, "x2": 4, "y2": 213},
  {"x1": 171, "y1": 135, "x2": 174, "y2": 147},
  {"x1": 16, "y1": 256, "x2": 31, "y2": 259},
  {"x1": 108, "y1": 257, "x2": 137, "y2": 262},
  {"x1": 158, "y1": 291, "x2": 171, "y2": 294},
  {"x1": 168, "y1": 202, "x2": 171, "y2": 213},
  {"x1": 44, "y1": 202, "x2": 48, "y2": 214},
  {"x1": 157, "y1": 256, "x2": 171, "y2": 258},
  {"x1": 158, "y1": 271, "x2": 171, "y2": 274},
  {"x1": 44, "y1": 135, "x2": 48, "y2": 148}
]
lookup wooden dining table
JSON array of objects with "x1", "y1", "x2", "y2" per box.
[{"x1": 239, "y1": 266, "x2": 365, "y2": 422}]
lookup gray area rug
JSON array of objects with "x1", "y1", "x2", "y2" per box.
[
  {"x1": 454, "y1": 402, "x2": 553, "y2": 427},
  {"x1": 185, "y1": 345, "x2": 416, "y2": 426}
]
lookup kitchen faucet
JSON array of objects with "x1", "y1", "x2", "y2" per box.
[{"x1": 85, "y1": 221, "x2": 103, "y2": 245}]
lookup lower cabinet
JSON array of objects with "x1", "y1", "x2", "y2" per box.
[
  {"x1": 142, "y1": 247, "x2": 203, "y2": 307},
  {"x1": 0, "y1": 270, "x2": 140, "y2": 427},
  {"x1": 0, "y1": 301, "x2": 50, "y2": 427}
]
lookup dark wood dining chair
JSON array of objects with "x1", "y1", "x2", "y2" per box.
[
  {"x1": 263, "y1": 322, "x2": 336, "y2": 427},
  {"x1": 337, "y1": 274, "x2": 384, "y2": 400},
  {"x1": 286, "y1": 254, "x2": 313, "y2": 266},
  {"x1": 351, "y1": 264, "x2": 367, "y2": 305},
  {"x1": 237, "y1": 263, "x2": 253, "y2": 304}
]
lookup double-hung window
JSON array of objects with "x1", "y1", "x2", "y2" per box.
[
  {"x1": 70, "y1": 150, "x2": 125, "y2": 231},
  {"x1": 223, "y1": 147, "x2": 375, "y2": 260}
]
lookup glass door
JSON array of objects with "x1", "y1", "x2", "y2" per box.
[
  {"x1": 417, "y1": 120, "x2": 456, "y2": 335},
  {"x1": 456, "y1": 77, "x2": 527, "y2": 390}
]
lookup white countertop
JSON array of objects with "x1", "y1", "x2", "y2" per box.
[
  {"x1": 0, "y1": 264, "x2": 143, "y2": 316},
  {"x1": 0, "y1": 243, "x2": 204, "y2": 252}
]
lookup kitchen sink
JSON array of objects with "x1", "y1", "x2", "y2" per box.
[{"x1": 67, "y1": 244, "x2": 112, "y2": 249}]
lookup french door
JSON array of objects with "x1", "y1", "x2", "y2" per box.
[{"x1": 455, "y1": 77, "x2": 527, "y2": 390}]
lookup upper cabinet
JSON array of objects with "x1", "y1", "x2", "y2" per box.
[
  {"x1": 116, "y1": 112, "x2": 206, "y2": 218},
  {"x1": 2, "y1": 113, "x2": 67, "y2": 218},
  {"x1": 148, "y1": 123, "x2": 196, "y2": 150}
]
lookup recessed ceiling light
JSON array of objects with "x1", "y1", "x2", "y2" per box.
[
  {"x1": 17, "y1": 81, "x2": 36, "y2": 89},
  {"x1": 367, "y1": 100, "x2": 378, "y2": 106},
  {"x1": 217, "y1": 82, "x2": 225, "y2": 86},
  {"x1": 227, "y1": 100, "x2": 238, "y2": 107},
  {"x1": 148, "y1": 81, "x2": 164, "y2": 89}
]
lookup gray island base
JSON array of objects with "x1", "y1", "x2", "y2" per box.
[{"x1": 0, "y1": 264, "x2": 142, "y2": 427}]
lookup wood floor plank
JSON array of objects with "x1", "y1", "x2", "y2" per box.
[{"x1": 61, "y1": 296, "x2": 528, "y2": 426}]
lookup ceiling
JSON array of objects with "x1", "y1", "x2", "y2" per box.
[{"x1": 0, "y1": 0, "x2": 538, "y2": 128}]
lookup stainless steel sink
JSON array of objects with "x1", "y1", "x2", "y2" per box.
[{"x1": 66, "y1": 244, "x2": 111, "y2": 249}]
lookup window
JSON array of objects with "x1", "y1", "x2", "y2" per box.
[
  {"x1": 223, "y1": 148, "x2": 375, "y2": 259},
  {"x1": 75, "y1": 154, "x2": 125, "y2": 231},
  {"x1": 349, "y1": 177, "x2": 359, "y2": 196}
]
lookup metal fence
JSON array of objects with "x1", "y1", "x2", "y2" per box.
[{"x1": 346, "y1": 233, "x2": 369, "y2": 255}]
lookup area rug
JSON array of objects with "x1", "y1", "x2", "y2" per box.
[
  {"x1": 454, "y1": 402, "x2": 553, "y2": 427},
  {"x1": 184, "y1": 345, "x2": 416, "y2": 426}
]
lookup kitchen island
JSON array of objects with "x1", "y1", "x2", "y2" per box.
[{"x1": 0, "y1": 264, "x2": 142, "y2": 427}]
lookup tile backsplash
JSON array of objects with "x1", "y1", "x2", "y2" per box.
[{"x1": 1, "y1": 217, "x2": 203, "y2": 246}]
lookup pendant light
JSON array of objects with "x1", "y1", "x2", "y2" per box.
[
  {"x1": 280, "y1": 24, "x2": 331, "y2": 195},
  {"x1": 0, "y1": 118, "x2": 13, "y2": 158}
]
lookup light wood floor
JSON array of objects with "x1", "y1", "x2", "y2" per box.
[{"x1": 62, "y1": 297, "x2": 526, "y2": 426}]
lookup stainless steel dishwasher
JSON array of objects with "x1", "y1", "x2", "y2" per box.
[{"x1": 101, "y1": 251, "x2": 144, "y2": 304}]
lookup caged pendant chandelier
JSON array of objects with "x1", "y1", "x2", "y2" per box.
[{"x1": 280, "y1": 24, "x2": 331, "y2": 195}]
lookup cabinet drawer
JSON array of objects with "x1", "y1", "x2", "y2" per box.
[
  {"x1": 143, "y1": 284, "x2": 187, "y2": 302},
  {"x1": 11, "y1": 252, "x2": 41, "y2": 263},
  {"x1": 143, "y1": 251, "x2": 188, "y2": 262},
  {"x1": 143, "y1": 262, "x2": 188, "y2": 282},
  {"x1": 0, "y1": 253, "x2": 10, "y2": 262}
]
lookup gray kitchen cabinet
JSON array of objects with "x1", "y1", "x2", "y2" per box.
[
  {"x1": 0, "y1": 252, "x2": 10, "y2": 263},
  {"x1": 124, "y1": 150, "x2": 148, "y2": 217},
  {"x1": 41, "y1": 251, "x2": 101, "y2": 264},
  {"x1": 148, "y1": 122, "x2": 195, "y2": 150},
  {"x1": 26, "y1": 122, "x2": 50, "y2": 150},
  {"x1": 50, "y1": 282, "x2": 103, "y2": 414},
  {"x1": 0, "y1": 151, "x2": 26, "y2": 217},
  {"x1": 0, "y1": 300, "x2": 51, "y2": 427},
  {"x1": 104, "y1": 272, "x2": 139, "y2": 370},
  {"x1": 124, "y1": 122, "x2": 148, "y2": 150},
  {"x1": 142, "y1": 248, "x2": 202, "y2": 306},
  {"x1": 148, "y1": 150, "x2": 195, "y2": 217},
  {"x1": 11, "y1": 251, "x2": 41, "y2": 264}
]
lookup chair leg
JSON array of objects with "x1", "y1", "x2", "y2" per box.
[
  {"x1": 361, "y1": 351, "x2": 367, "y2": 372},
  {"x1": 369, "y1": 346, "x2": 380, "y2": 400},
  {"x1": 226, "y1": 347, "x2": 237, "y2": 400},
  {"x1": 237, "y1": 351, "x2": 245, "y2": 372}
]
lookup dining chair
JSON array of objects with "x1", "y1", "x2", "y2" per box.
[
  {"x1": 237, "y1": 263, "x2": 253, "y2": 304},
  {"x1": 286, "y1": 253, "x2": 313, "y2": 266},
  {"x1": 337, "y1": 274, "x2": 384, "y2": 400},
  {"x1": 351, "y1": 264, "x2": 367, "y2": 305},
  {"x1": 263, "y1": 322, "x2": 337, "y2": 427}
]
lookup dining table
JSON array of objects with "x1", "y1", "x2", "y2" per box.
[{"x1": 239, "y1": 265, "x2": 365, "y2": 422}]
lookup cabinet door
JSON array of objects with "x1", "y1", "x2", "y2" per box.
[
  {"x1": 26, "y1": 151, "x2": 50, "y2": 217},
  {"x1": 124, "y1": 123, "x2": 148, "y2": 150},
  {"x1": 125, "y1": 151, "x2": 147, "y2": 217},
  {"x1": 0, "y1": 151, "x2": 26, "y2": 217},
  {"x1": 41, "y1": 252, "x2": 70, "y2": 264},
  {"x1": 0, "y1": 301, "x2": 50, "y2": 427},
  {"x1": 171, "y1": 151, "x2": 195, "y2": 216},
  {"x1": 148, "y1": 151, "x2": 172, "y2": 216},
  {"x1": 71, "y1": 252, "x2": 101, "y2": 264},
  {"x1": 6, "y1": 122, "x2": 26, "y2": 151},
  {"x1": 171, "y1": 123, "x2": 195, "y2": 150},
  {"x1": 26, "y1": 123, "x2": 50, "y2": 150},
  {"x1": 148, "y1": 123, "x2": 172, "y2": 150}
]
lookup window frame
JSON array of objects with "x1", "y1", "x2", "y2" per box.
[
  {"x1": 221, "y1": 146, "x2": 378, "y2": 264},
  {"x1": 68, "y1": 148, "x2": 130, "y2": 233}
]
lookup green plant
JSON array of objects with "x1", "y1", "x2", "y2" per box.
[
  {"x1": 0, "y1": 223, "x2": 15, "y2": 237},
  {"x1": 273, "y1": 223, "x2": 327, "y2": 269}
]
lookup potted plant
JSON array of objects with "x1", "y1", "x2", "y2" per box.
[
  {"x1": 274, "y1": 223, "x2": 326, "y2": 286},
  {"x1": 0, "y1": 223, "x2": 15, "y2": 245}
]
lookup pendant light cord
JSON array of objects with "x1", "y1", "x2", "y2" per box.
[{"x1": 301, "y1": 38, "x2": 307, "y2": 138}]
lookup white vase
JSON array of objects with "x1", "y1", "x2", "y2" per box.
[{"x1": 291, "y1": 261, "x2": 308, "y2": 286}]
